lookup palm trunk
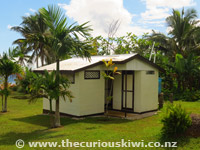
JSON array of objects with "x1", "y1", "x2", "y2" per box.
[
  {"x1": 49, "y1": 99, "x2": 54, "y2": 128},
  {"x1": 36, "y1": 57, "x2": 39, "y2": 68},
  {"x1": 3, "y1": 76, "x2": 8, "y2": 112},
  {"x1": 106, "y1": 79, "x2": 113, "y2": 116},
  {"x1": 40, "y1": 45, "x2": 45, "y2": 66},
  {"x1": 36, "y1": 50, "x2": 39, "y2": 68},
  {"x1": 1, "y1": 95, "x2": 3, "y2": 112},
  {"x1": 54, "y1": 59, "x2": 61, "y2": 127}
]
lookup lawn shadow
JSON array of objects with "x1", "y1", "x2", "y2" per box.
[
  {"x1": 0, "y1": 129, "x2": 66, "y2": 146},
  {"x1": 11, "y1": 95, "x2": 29, "y2": 100},
  {"x1": 12, "y1": 114, "x2": 132, "y2": 128},
  {"x1": 157, "y1": 134, "x2": 191, "y2": 149},
  {"x1": 12, "y1": 114, "x2": 52, "y2": 128}
]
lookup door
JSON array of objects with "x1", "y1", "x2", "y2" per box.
[{"x1": 122, "y1": 71, "x2": 134, "y2": 112}]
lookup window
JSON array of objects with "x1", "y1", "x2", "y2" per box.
[
  {"x1": 146, "y1": 70, "x2": 155, "y2": 75},
  {"x1": 84, "y1": 71, "x2": 100, "y2": 79},
  {"x1": 61, "y1": 73, "x2": 75, "y2": 84}
]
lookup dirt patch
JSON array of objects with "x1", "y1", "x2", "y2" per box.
[{"x1": 186, "y1": 114, "x2": 200, "y2": 137}]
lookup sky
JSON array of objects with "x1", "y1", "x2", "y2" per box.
[{"x1": 0, "y1": 0, "x2": 200, "y2": 54}]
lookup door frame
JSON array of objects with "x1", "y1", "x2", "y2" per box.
[{"x1": 121, "y1": 71, "x2": 134, "y2": 112}]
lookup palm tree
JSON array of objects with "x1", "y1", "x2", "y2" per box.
[
  {"x1": 0, "y1": 53, "x2": 22, "y2": 112},
  {"x1": 11, "y1": 13, "x2": 51, "y2": 67},
  {"x1": 174, "y1": 53, "x2": 200, "y2": 91},
  {"x1": 8, "y1": 46, "x2": 30, "y2": 67},
  {"x1": 149, "y1": 8, "x2": 199, "y2": 59},
  {"x1": 39, "y1": 5, "x2": 92, "y2": 127},
  {"x1": 26, "y1": 70, "x2": 73, "y2": 128}
]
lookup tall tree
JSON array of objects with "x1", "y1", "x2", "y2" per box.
[
  {"x1": 8, "y1": 46, "x2": 30, "y2": 67},
  {"x1": 39, "y1": 5, "x2": 92, "y2": 127},
  {"x1": 0, "y1": 53, "x2": 22, "y2": 112},
  {"x1": 149, "y1": 8, "x2": 199, "y2": 59},
  {"x1": 11, "y1": 13, "x2": 51, "y2": 67}
]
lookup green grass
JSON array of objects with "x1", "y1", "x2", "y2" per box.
[{"x1": 0, "y1": 92, "x2": 200, "y2": 150}]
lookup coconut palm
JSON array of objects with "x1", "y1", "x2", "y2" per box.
[
  {"x1": 0, "y1": 53, "x2": 22, "y2": 112},
  {"x1": 11, "y1": 13, "x2": 51, "y2": 67},
  {"x1": 39, "y1": 5, "x2": 92, "y2": 127},
  {"x1": 8, "y1": 46, "x2": 31, "y2": 67},
  {"x1": 149, "y1": 8, "x2": 200, "y2": 59}
]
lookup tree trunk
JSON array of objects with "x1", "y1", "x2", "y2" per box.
[
  {"x1": 54, "y1": 59, "x2": 61, "y2": 127},
  {"x1": 36, "y1": 50, "x2": 39, "y2": 68},
  {"x1": 3, "y1": 76, "x2": 8, "y2": 112},
  {"x1": 106, "y1": 79, "x2": 113, "y2": 116},
  {"x1": 40, "y1": 45, "x2": 45, "y2": 67},
  {"x1": 49, "y1": 99, "x2": 54, "y2": 128},
  {"x1": 1, "y1": 95, "x2": 3, "y2": 112}
]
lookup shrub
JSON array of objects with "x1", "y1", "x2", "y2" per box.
[
  {"x1": 161, "y1": 103, "x2": 192, "y2": 137},
  {"x1": 10, "y1": 86, "x2": 18, "y2": 91},
  {"x1": 17, "y1": 86, "x2": 26, "y2": 93}
]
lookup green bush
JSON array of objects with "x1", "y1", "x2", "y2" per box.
[
  {"x1": 162, "y1": 88, "x2": 200, "y2": 101},
  {"x1": 17, "y1": 86, "x2": 26, "y2": 93},
  {"x1": 161, "y1": 103, "x2": 192, "y2": 137},
  {"x1": 10, "y1": 86, "x2": 18, "y2": 91}
]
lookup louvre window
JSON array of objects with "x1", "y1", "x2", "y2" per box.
[
  {"x1": 84, "y1": 71, "x2": 100, "y2": 79},
  {"x1": 146, "y1": 70, "x2": 155, "y2": 75}
]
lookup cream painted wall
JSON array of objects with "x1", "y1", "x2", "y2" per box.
[
  {"x1": 79, "y1": 70, "x2": 105, "y2": 116},
  {"x1": 43, "y1": 57, "x2": 159, "y2": 116},
  {"x1": 43, "y1": 72, "x2": 81, "y2": 116},
  {"x1": 139, "y1": 70, "x2": 158, "y2": 112}
]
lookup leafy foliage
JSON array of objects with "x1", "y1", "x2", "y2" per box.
[
  {"x1": 161, "y1": 103, "x2": 192, "y2": 137},
  {"x1": 102, "y1": 59, "x2": 121, "y2": 115},
  {"x1": 0, "y1": 53, "x2": 22, "y2": 112}
]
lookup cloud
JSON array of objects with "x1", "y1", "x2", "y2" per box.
[
  {"x1": 141, "y1": 0, "x2": 196, "y2": 21},
  {"x1": 142, "y1": 0, "x2": 195, "y2": 9},
  {"x1": 58, "y1": 0, "x2": 151, "y2": 37},
  {"x1": 166, "y1": 26, "x2": 173, "y2": 33},
  {"x1": 139, "y1": 0, "x2": 196, "y2": 32},
  {"x1": 29, "y1": 8, "x2": 36, "y2": 13},
  {"x1": 141, "y1": 7, "x2": 169, "y2": 20},
  {"x1": 7, "y1": 24, "x2": 13, "y2": 29},
  {"x1": 25, "y1": 13, "x2": 30, "y2": 16}
]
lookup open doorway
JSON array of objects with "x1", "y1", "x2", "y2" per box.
[{"x1": 122, "y1": 71, "x2": 134, "y2": 112}]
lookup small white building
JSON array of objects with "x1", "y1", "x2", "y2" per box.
[{"x1": 34, "y1": 54, "x2": 164, "y2": 117}]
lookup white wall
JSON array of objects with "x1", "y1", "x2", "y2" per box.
[{"x1": 43, "y1": 72, "x2": 81, "y2": 116}]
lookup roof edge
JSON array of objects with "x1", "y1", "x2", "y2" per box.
[{"x1": 34, "y1": 54, "x2": 165, "y2": 73}]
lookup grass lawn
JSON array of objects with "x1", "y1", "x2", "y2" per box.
[{"x1": 0, "y1": 92, "x2": 200, "y2": 150}]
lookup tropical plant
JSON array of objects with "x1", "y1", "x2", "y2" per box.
[
  {"x1": 0, "y1": 53, "x2": 22, "y2": 112},
  {"x1": 174, "y1": 53, "x2": 200, "y2": 91},
  {"x1": 8, "y1": 46, "x2": 30, "y2": 67},
  {"x1": 39, "y1": 5, "x2": 92, "y2": 127},
  {"x1": 149, "y1": 8, "x2": 199, "y2": 59},
  {"x1": 161, "y1": 103, "x2": 192, "y2": 137},
  {"x1": 102, "y1": 59, "x2": 121, "y2": 115},
  {"x1": 25, "y1": 70, "x2": 73, "y2": 128},
  {"x1": 11, "y1": 12, "x2": 51, "y2": 67}
]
